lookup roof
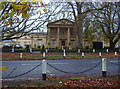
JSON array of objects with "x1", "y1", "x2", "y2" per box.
[
  {"x1": 2, "y1": 40, "x2": 16, "y2": 43},
  {"x1": 47, "y1": 19, "x2": 75, "y2": 26},
  {"x1": 30, "y1": 32, "x2": 47, "y2": 36}
]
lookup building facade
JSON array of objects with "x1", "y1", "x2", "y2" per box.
[
  {"x1": 47, "y1": 19, "x2": 78, "y2": 48},
  {"x1": 30, "y1": 33, "x2": 47, "y2": 48},
  {"x1": 14, "y1": 34, "x2": 31, "y2": 48},
  {"x1": 2, "y1": 18, "x2": 120, "y2": 49},
  {"x1": 13, "y1": 32, "x2": 47, "y2": 48}
]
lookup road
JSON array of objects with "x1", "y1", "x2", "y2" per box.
[{"x1": 2, "y1": 58, "x2": 119, "y2": 79}]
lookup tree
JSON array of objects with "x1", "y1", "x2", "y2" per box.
[
  {"x1": 93, "y1": 2, "x2": 120, "y2": 50},
  {"x1": 67, "y1": 2, "x2": 106, "y2": 49},
  {"x1": 83, "y1": 9, "x2": 109, "y2": 48},
  {"x1": 67, "y1": 2, "x2": 87, "y2": 49},
  {"x1": 0, "y1": 1, "x2": 47, "y2": 41}
]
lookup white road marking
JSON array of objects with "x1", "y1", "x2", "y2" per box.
[
  {"x1": 49, "y1": 63, "x2": 68, "y2": 65},
  {"x1": 47, "y1": 70, "x2": 51, "y2": 73},
  {"x1": 91, "y1": 61, "x2": 100, "y2": 63},
  {"x1": 21, "y1": 63, "x2": 68, "y2": 66},
  {"x1": 21, "y1": 64, "x2": 40, "y2": 66},
  {"x1": 109, "y1": 61, "x2": 118, "y2": 63},
  {"x1": 50, "y1": 74, "x2": 54, "y2": 76}
]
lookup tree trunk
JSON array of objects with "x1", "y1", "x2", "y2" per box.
[
  {"x1": 109, "y1": 40, "x2": 115, "y2": 50},
  {"x1": 76, "y1": 18, "x2": 83, "y2": 49},
  {"x1": 78, "y1": 24, "x2": 83, "y2": 49}
]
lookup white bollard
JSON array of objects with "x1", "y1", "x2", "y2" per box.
[
  {"x1": 82, "y1": 52, "x2": 84, "y2": 58},
  {"x1": 102, "y1": 58, "x2": 107, "y2": 77},
  {"x1": 99, "y1": 52, "x2": 101, "y2": 58},
  {"x1": 20, "y1": 53, "x2": 22, "y2": 60},
  {"x1": 30, "y1": 48, "x2": 32, "y2": 53},
  {"x1": 115, "y1": 51, "x2": 117, "y2": 57},
  {"x1": 106, "y1": 49, "x2": 109, "y2": 53},
  {"x1": 63, "y1": 49, "x2": 65, "y2": 53},
  {"x1": 62, "y1": 46, "x2": 64, "y2": 50},
  {"x1": 43, "y1": 52, "x2": 45, "y2": 59},
  {"x1": 42, "y1": 59, "x2": 47, "y2": 80},
  {"x1": 46, "y1": 49, "x2": 48, "y2": 53},
  {"x1": 93, "y1": 49, "x2": 95, "y2": 53},
  {"x1": 78, "y1": 49, "x2": 80, "y2": 53},
  {"x1": 12, "y1": 47, "x2": 14, "y2": 53},
  {"x1": 63, "y1": 52, "x2": 66, "y2": 59}
]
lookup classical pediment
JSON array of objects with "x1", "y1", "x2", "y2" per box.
[{"x1": 47, "y1": 19, "x2": 75, "y2": 26}]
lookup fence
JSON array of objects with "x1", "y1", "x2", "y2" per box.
[
  {"x1": 2, "y1": 57, "x2": 118, "y2": 80},
  {"x1": 17, "y1": 48, "x2": 119, "y2": 60}
]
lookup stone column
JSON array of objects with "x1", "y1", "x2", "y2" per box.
[
  {"x1": 67, "y1": 28, "x2": 70, "y2": 47},
  {"x1": 47, "y1": 27, "x2": 51, "y2": 47},
  {"x1": 57, "y1": 27, "x2": 60, "y2": 47},
  {"x1": 31, "y1": 36, "x2": 34, "y2": 48}
]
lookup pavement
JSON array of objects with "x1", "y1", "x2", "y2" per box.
[{"x1": 1, "y1": 58, "x2": 119, "y2": 79}]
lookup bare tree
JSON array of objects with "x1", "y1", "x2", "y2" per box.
[
  {"x1": 0, "y1": 2, "x2": 61, "y2": 41},
  {"x1": 93, "y1": 2, "x2": 120, "y2": 50},
  {"x1": 67, "y1": 1, "x2": 107, "y2": 49}
]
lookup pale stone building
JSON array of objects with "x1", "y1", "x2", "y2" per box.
[
  {"x1": 13, "y1": 34, "x2": 31, "y2": 48},
  {"x1": 30, "y1": 32, "x2": 47, "y2": 48},
  {"x1": 47, "y1": 19, "x2": 78, "y2": 48},
  {"x1": 12, "y1": 32, "x2": 47, "y2": 48},
  {"x1": 2, "y1": 18, "x2": 120, "y2": 49},
  {"x1": 2, "y1": 40, "x2": 16, "y2": 47}
]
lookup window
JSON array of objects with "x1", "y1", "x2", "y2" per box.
[
  {"x1": 52, "y1": 40, "x2": 56, "y2": 46},
  {"x1": 24, "y1": 42, "x2": 27, "y2": 46},
  {"x1": 85, "y1": 41, "x2": 88, "y2": 47},
  {"x1": 51, "y1": 28, "x2": 57, "y2": 36},
  {"x1": 61, "y1": 29, "x2": 65, "y2": 36},
  {"x1": 21, "y1": 43, "x2": 23, "y2": 47},
  {"x1": 38, "y1": 40, "x2": 42, "y2": 46},
  {"x1": 71, "y1": 41, "x2": 74, "y2": 47},
  {"x1": 70, "y1": 29, "x2": 74, "y2": 36}
]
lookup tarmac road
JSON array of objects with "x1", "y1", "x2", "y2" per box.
[{"x1": 2, "y1": 58, "x2": 119, "y2": 79}]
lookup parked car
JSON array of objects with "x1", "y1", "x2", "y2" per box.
[
  {"x1": 15, "y1": 44, "x2": 22, "y2": 49},
  {"x1": 3, "y1": 43, "x2": 13, "y2": 49}
]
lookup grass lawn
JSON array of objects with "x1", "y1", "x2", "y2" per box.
[{"x1": 2, "y1": 52, "x2": 119, "y2": 61}]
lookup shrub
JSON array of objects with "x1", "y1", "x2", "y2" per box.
[
  {"x1": 32, "y1": 48, "x2": 41, "y2": 51},
  {"x1": 25, "y1": 45, "x2": 30, "y2": 52},
  {"x1": 38, "y1": 46, "x2": 41, "y2": 49},
  {"x1": 2, "y1": 48, "x2": 27, "y2": 52},
  {"x1": 85, "y1": 46, "x2": 89, "y2": 50},
  {"x1": 104, "y1": 46, "x2": 110, "y2": 50}
]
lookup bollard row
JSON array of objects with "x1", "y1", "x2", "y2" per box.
[{"x1": 4, "y1": 58, "x2": 115, "y2": 80}]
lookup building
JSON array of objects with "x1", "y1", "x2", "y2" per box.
[
  {"x1": 30, "y1": 32, "x2": 47, "y2": 48},
  {"x1": 47, "y1": 19, "x2": 78, "y2": 48},
  {"x1": 13, "y1": 32, "x2": 47, "y2": 48},
  {"x1": 2, "y1": 18, "x2": 120, "y2": 49},
  {"x1": 14, "y1": 34, "x2": 31, "y2": 48},
  {"x1": 2, "y1": 40, "x2": 16, "y2": 48}
]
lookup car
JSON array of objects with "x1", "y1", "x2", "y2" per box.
[
  {"x1": 3, "y1": 43, "x2": 13, "y2": 49},
  {"x1": 15, "y1": 44, "x2": 22, "y2": 49}
]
